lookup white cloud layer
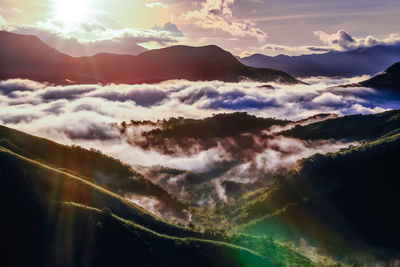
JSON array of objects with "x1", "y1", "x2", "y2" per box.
[
  {"x1": 1, "y1": 77, "x2": 399, "y2": 204},
  {"x1": 0, "y1": 77, "x2": 398, "y2": 128}
]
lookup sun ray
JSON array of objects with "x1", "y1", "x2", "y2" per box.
[{"x1": 53, "y1": 0, "x2": 91, "y2": 32}]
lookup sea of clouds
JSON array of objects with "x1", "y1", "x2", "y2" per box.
[{"x1": 1, "y1": 77, "x2": 400, "y2": 206}]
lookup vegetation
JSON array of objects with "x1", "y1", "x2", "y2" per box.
[
  {"x1": 361, "y1": 62, "x2": 400, "y2": 92},
  {"x1": 0, "y1": 131, "x2": 313, "y2": 266},
  {"x1": 145, "y1": 112, "x2": 289, "y2": 140},
  {"x1": 2, "y1": 108, "x2": 400, "y2": 265},
  {"x1": 208, "y1": 131, "x2": 400, "y2": 264},
  {"x1": 282, "y1": 109, "x2": 400, "y2": 141},
  {"x1": 0, "y1": 125, "x2": 188, "y2": 217}
]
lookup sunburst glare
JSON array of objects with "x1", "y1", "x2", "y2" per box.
[{"x1": 53, "y1": 0, "x2": 91, "y2": 32}]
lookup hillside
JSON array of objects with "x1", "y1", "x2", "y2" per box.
[
  {"x1": 0, "y1": 146, "x2": 276, "y2": 267},
  {"x1": 0, "y1": 124, "x2": 189, "y2": 221},
  {"x1": 281, "y1": 109, "x2": 400, "y2": 141},
  {"x1": 0, "y1": 133, "x2": 312, "y2": 266},
  {"x1": 208, "y1": 127, "x2": 400, "y2": 263},
  {"x1": 0, "y1": 31, "x2": 299, "y2": 85},
  {"x1": 239, "y1": 45, "x2": 400, "y2": 77},
  {"x1": 360, "y1": 62, "x2": 400, "y2": 92},
  {"x1": 145, "y1": 112, "x2": 289, "y2": 140}
]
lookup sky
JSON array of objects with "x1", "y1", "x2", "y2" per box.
[{"x1": 0, "y1": 0, "x2": 400, "y2": 56}]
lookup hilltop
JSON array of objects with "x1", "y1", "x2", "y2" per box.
[{"x1": 0, "y1": 31, "x2": 299, "y2": 85}]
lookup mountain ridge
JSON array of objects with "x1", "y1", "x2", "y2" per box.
[
  {"x1": 239, "y1": 45, "x2": 400, "y2": 77},
  {"x1": 360, "y1": 62, "x2": 400, "y2": 92},
  {"x1": 0, "y1": 31, "x2": 299, "y2": 85}
]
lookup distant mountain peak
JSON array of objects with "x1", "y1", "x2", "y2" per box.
[
  {"x1": 239, "y1": 45, "x2": 400, "y2": 77},
  {"x1": 0, "y1": 31, "x2": 299, "y2": 85}
]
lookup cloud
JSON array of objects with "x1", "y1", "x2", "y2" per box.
[
  {"x1": 1, "y1": 77, "x2": 399, "y2": 205},
  {"x1": 246, "y1": 30, "x2": 400, "y2": 57},
  {"x1": 1, "y1": 17, "x2": 182, "y2": 57},
  {"x1": 152, "y1": 22, "x2": 184, "y2": 37},
  {"x1": 259, "y1": 43, "x2": 331, "y2": 55},
  {"x1": 0, "y1": 79, "x2": 44, "y2": 96},
  {"x1": 0, "y1": 15, "x2": 5, "y2": 26},
  {"x1": 145, "y1": 2, "x2": 168, "y2": 9},
  {"x1": 0, "y1": 77, "x2": 397, "y2": 126},
  {"x1": 88, "y1": 88, "x2": 168, "y2": 106},
  {"x1": 124, "y1": 193, "x2": 191, "y2": 222},
  {"x1": 40, "y1": 85, "x2": 96, "y2": 100},
  {"x1": 0, "y1": 77, "x2": 396, "y2": 149},
  {"x1": 314, "y1": 29, "x2": 400, "y2": 52},
  {"x1": 218, "y1": 136, "x2": 356, "y2": 184},
  {"x1": 182, "y1": 0, "x2": 267, "y2": 42}
]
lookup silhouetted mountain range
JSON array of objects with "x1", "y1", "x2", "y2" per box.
[
  {"x1": 239, "y1": 45, "x2": 400, "y2": 77},
  {"x1": 0, "y1": 31, "x2": 299, "y2": 85}
]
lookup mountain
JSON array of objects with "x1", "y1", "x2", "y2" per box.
[
  {"x1": 360, "y1": 62, "x2": 400, "y2": 92},
  {"x1": 281, "y1": 109, "x2": 400, "y2": 141},
  {"x1": 0, "y1": 125, "x2": 311, "y2": 267},
  {"x1": 210, "y1": 111, "x2": 400, "y2": 263},
  {"x1": 0, "y1": 124, "x2": 190, "y2": 221},
  {"x1": 0, "y1": 31, "x2": 299, "y2": 85},
  {"x1": 0, "y1": 146, "x2": 275, "y2": 267},
  {"x1": 239, "y1": 45, "x2": 400, "y2": 77}
]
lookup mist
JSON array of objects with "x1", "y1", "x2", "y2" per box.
[{"x1": 0, "y1": 77, "x2": 399, "y2": 209}]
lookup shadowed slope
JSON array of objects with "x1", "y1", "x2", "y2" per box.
[
  {"x1": 360, "y1": 62, "x2": 400, "y2": 92},
  {"x1": 0, "y1": 146, "x2": 275, "y2": 267},
  {"x1": 0, "y1": 124, "x2": 189, "y2": 220}
]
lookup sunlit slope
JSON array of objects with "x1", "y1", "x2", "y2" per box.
[
  {"x1": 0, "y1": 146, "x2": 277, "y2": 267},
  {"x1": 0, "y1": 124, "x2": 187, "y2": 218},
  {"x1": 0, "y1": 146, "x2": 195, "y2": 237},
  {"x1": 220, "y1": 132, "x2": 400, "y2": 261}
]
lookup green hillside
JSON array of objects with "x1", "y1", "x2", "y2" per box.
[
  {"x1": 145, "y1": 112, "x2": 289, "y2": 140},
  {"x1": 212, "y1": 131, "x2": 400, "y2": 263},
  {"x1": 0, "y1": 146, "x2": 276, "y2": 267},
  {"x1": 0, "y1": 128, "x2": 312, "y2": 267},
  {"x1": 282, "y1": 109, "x2": 400, "y2": 141},
  {"x1": 0, "y1": 124, "x2": 188, "y2": 219}
]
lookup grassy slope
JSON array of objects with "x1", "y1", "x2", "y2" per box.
[
  {"x1": 222, "y1": 132, "x2": 400, "y2": 262},
  {"x1": 0, "y1": 137, "x2": 314, "y2": 266},
  {"x1": 281, "y1": 109, "x2": 400, "y2": 141},
  {"x1": 0, "y1": 124, "x2": 187, "y2": 216},
  {"x1": 0, "y1": 146, "x2": 279, "y2": 267},
  {"x1": 0, "y1": 146, "x2": 195, "y2": 237}
]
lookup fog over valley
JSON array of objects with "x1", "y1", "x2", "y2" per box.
[{"x1": 1, "y1": 77, "x2": 398, "y2": 208}]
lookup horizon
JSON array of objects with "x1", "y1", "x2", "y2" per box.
[
  {"x1": 1, "y1": 1, "x2": 400, "y2": 266},
  {"x1": 1, "y1": 0, "x2": 400, "y2": 57}
]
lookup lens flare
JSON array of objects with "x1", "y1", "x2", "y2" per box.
[{"x1": 53, "y1": 0, "x2": 91, "y2": 32}]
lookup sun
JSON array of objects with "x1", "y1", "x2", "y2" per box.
[{"x1": 53, "y1": 0, "x2": 91, "y2": 30}]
